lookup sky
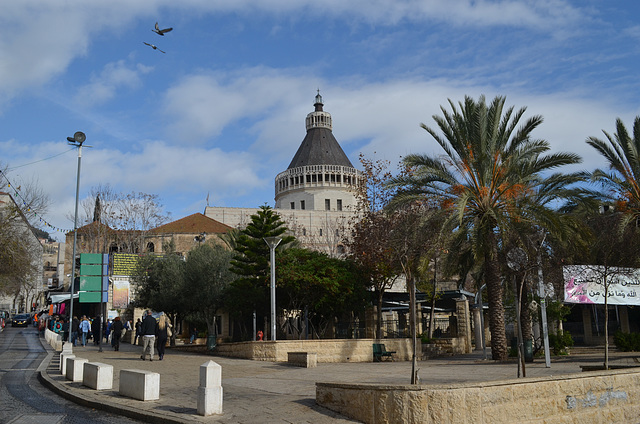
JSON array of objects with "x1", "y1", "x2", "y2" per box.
[{"x1": 2, "y1": 1, "x2": 640, "y2": 241}]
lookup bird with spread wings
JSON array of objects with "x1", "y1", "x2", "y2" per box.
[
  {"x1": 153, "y1": 22, "x2": 173, "y2": 36},
  {"x1": 143, "y1": 42, "x2": 165, "y2": 53}
]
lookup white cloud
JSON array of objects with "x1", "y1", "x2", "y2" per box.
[
  {"x1": 74, "y1": 61, "x2": 153, "y2": 107},
  {"x1": 163, "y1": 68, "x2": 313, "y2": 144}
]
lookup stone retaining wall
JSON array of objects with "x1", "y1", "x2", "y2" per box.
[
  {"x1": 214, "y1": 339, "x2": 413, "y2": 362},
  {"x1": 316, "y1": 368, "x2": 640, "y2": 423}
]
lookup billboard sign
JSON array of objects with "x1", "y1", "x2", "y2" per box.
[{"x1": 563, "y1": 265, "x2": 640, "y2": 305}]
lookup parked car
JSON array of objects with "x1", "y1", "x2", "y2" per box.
[{"x1": 11, "y1": 313, "x2": 31, "y2": 327}]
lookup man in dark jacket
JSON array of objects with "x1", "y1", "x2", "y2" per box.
[
  {"x1": 70, "y1": 316, "x2": 79, "y2": 346},
  {"x1": 111, "y1": 316, "x2": 124, "y2": 351},
  {"x1": 140, "y1": 310, "x2": 157, "y2": 361},
  {"x1": 91, "y1": 316, "x2": 101, "y2": 345}
]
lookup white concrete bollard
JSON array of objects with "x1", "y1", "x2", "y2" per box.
[
  {"x1": 66, "y1": 357, "x2": 88, "y2": 382},
  {"x1": 197, "y1": 360, "x2": 223, "y2": 416},
  {"x1": 83, "y1": 362, "x2": 113, "y2": 390},
  {"x1": 119, "y1": 369, "x2": 160, "y2": 401},
  {"x1": 60, "y1": 352, "x2": 75, "y2": 374}
]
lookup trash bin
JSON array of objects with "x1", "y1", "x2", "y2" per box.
[
  {"x1": 524, "y1": 339, "x2": 533, "y2": 363},
  {"x1": 511, "y1": 338, "x2": 534, "y2": 362},
  {"x1": 207, "y1": 335, "x2": 216, "y2": 351}
]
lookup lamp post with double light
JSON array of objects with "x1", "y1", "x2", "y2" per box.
[
  {"x1": 67, "y1": 131, "x2": 86, "y2": 325},
  {"x1": 263, "y1": 236, "x2": 281, "y2": 341}
]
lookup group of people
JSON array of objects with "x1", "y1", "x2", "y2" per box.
[
  {"x1": 48, "y1": 310, "x2": 174, "y2": 361},
  {"x1": 56, "y1": 315, "x2": 131, "y2": 350},
  {"x1": 139, "y1": 310, "x2": 172, "y2": 361}
]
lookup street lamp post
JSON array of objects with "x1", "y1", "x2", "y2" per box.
[
  {"x1": 67, "y1": 132, "x2": 86, "y2": 325},
  {"x1": 263, "y1": 237, "x2": 282, "y2": 341}
]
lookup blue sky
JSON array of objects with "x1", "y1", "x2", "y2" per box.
[{"x1": 2, "y1": 1, "x2": 640, "y2": 241}]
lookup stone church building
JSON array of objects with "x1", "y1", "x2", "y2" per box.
[{"x1": 205, "y1": 91, "x2": 364, "y2": 256}]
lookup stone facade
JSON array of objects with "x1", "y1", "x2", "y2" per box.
[
  {"x1": 316, "y1": 368, "x2": 640, "y2": 423},
  {"x1": 214, "y1": 338, "x2": 413, "y2": 363}
]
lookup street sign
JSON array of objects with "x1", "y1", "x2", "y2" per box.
[
  {"x1": 79, "y1": 253, "x2": 109, "y2": 303},
  {"x1": 79, "y1": 291, "x2": 107, "y2": 303}
]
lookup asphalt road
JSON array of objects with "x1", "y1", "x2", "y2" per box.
[{"x1": 0, "y1": 325, "x2": 143, "y2": 424}]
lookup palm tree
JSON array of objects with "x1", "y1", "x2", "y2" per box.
[
  {"x1": 587, "y1": 117, "x2": 640, "y2": 368},
  {"x1": 587, "y1": 117, "x2": 640, "y2": 227},
  {"x1": 389, "y1": 95, "x2": 585, "y2": 360}
]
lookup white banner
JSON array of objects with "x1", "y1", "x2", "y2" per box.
[{"x1": 563, "y1": 265, "x2": 640, "y2": 305}]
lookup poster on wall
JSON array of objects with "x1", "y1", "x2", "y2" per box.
[
  {"x1": 112, "y1": 280, "x2": 130, "y2": 309},
  {"x1": 563, "y1": 265, "x2": 640, "y2": 306}
]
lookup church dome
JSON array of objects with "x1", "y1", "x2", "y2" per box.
[
  {"x1": 275, "y1": 92, "x2": 361, "y2": 212},
  {"x1": 287, "y1": 91, "x2": 354, "y2": 169}
]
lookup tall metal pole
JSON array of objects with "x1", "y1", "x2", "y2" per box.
[
  {"x1": 538, "y1": 247, "x2": 551, "y2": 368},
  {"x1": 264, "y1": 237, "x2": 281, "y2": 341},
  {"x1": 68, "y1": 132, "x2": 85, "y2": 324}
]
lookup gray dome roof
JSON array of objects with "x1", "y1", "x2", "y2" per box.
[
  {"x1": 287, "y1": 93, "x2": 354, "y2": 169},
  {"x1": 287, "y1": 127, "x2": 354, "y2": 169}
]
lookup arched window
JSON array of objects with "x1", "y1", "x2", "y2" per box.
[{"x1": 147, "y1": 242, "x2": 155, "y2": 252}]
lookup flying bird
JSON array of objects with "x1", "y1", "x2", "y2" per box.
[
  {"x1": 153, "y1": 22, "x2": 173, "y2": 36},
  {"x1": 143, "y1": 42, "x2": 165, "y2": 53}
]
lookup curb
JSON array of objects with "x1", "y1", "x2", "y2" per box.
[{"x1": 36, "y1": 334, "x2": 201, "y2": 424}]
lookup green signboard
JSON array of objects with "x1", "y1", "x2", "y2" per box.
[
  {"x1": 79, "y1": 276, "x2": 108, "y2": 291},
  {"x1": 79, "y1": 291, "x2": 107, "y2": 303},
  {"x1": 79, "y1": 264, "x2": 102, "y2": 276},
  {"x1": 79, "y1": 253, "x2": 109, "y2": 303},
  {"x1": 80, "y1": 253, "x2": 103, "y2": 265}
]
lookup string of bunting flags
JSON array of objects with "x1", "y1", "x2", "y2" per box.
[{"x1": 0, "y1": 169, "x2": 73, "y2": 234}]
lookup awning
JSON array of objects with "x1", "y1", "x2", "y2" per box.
[{"x1": 48, "y1": 293, "x2": 79, "y2": 304}]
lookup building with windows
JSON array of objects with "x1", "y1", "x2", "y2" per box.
[{"x1": 205, "y1": 92, "x2": 363, "y2": 256}]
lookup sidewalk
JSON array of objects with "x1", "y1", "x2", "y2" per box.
[{"x1": 38, "y1": 338, "x2": 640, "y2": 423}]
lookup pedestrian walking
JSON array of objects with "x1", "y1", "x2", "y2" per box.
[
  {"x1": 61, "y1": 318, "x2": 69, "y2": 342},
  {"x1": 111, "y1": 316, "x2": 124, "y2": 351},
  {"x1": 70, "y1": 316, "x2": 79, "y2": 347},
  {"x1": 53, "y1": 316, "x2": 62, "y2": 334},
  {"x1": 190, "y1": 325, "x2": 197, "y2": 344},
  {"x1": 140, "y1": 310, "x2": 157, "y2": 361},
  {"x1": 91, "y1": 316, "x2": 101, "y2": 345},
  {"x1": 156, "y1": 313, "x2": 172, "y2": 360},
  {"x1": 134, "y1": 318, "x2": 142, "y2": 345},
  {"x1": 79, "y1": 316, "x2": 90, "y2": 347},
  {"x1": 106, "y1": 319, "x2": 112, "y2": 344}
]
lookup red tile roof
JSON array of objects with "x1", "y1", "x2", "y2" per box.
[{"x1": 149, "y1": 213, "x2": 232, "y2": 234}]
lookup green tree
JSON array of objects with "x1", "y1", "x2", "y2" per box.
[
  {"x1": 131, "y1": 252, "x2": 185, "y2": 333},
  {"x1": 183, "y1": 244, "x2": 236, "y2": 337},
  {"x1": 276, "y1": 247, "x2": 367, "y2": 338},
  {"x1": 228, "y1": 205, "x2": 294, "y2": 338},
  {"x1": 388, "y1": 95, "x2": 586, "y2": 360},
  {"x1": 345, "y1": 155, "x2": 403, "y2": 339}
]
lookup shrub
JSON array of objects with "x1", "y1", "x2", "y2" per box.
[
  {"x1": 548, "y1": 330, "x2": 574, "y2": 355},
  {"x1": 613, "y1": 331, "x2": 640, "y2": 352},
  {"x1": 420, "y1": 333, "x2": 432, "y2": 344}
]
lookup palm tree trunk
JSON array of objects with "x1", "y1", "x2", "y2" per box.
[{"x1": 485, "y1": 231, "x2": 508, "y2": 361}]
